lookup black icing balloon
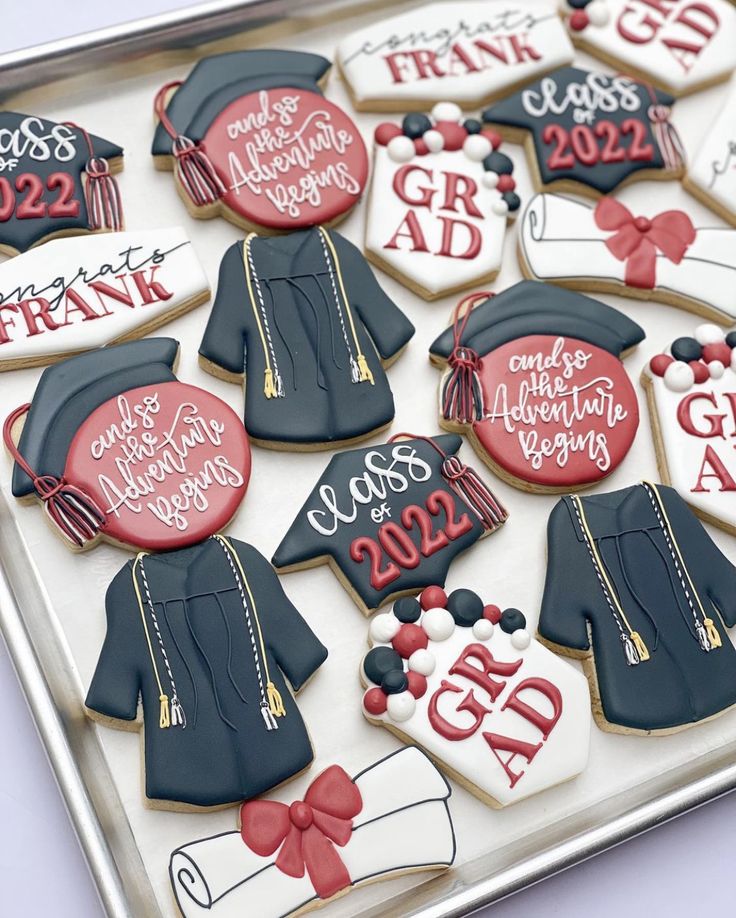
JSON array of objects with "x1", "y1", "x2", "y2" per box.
[
  {"x1": 726, "y1": 332, "x2": 736, "y2": 349},
  {"x1": 671, "y1": 337, "x2": 702, "y2": 363},
  {"x1": 463, "y1": 118, "x2": 482, "y2": 135},
  {"x1": 393, "y1": 596, "x2": 421, "y2": 623},
  {"x1": 500, "y1": 608, "x2": 527, "y2": 634},
  {"x1": 503, "y1": 192, "x2": 521, "y2": 212},
  {"x1": 381, "y1": 669, "x2": 409, "y2": 695},
  {"x1": 447, "y1": 589, "x2": 484, "y2": 626},
  {"x1": 482, "y1": 151, "x2": 513, "y2": 175},
  {"x1": 567, "y1": 0, "x2": 591, "y2": 7},
  {"x1": 364, "y1": 646, "x2": 404, "y2": 685},
  {"x1": 402, "y1": 113, "x2": 432, "y2": 139}
]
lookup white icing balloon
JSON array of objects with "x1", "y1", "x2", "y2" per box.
[
  {"x1": 421, "y1": 607, "x2": 455, "y2": 642},
  {"x1": 731, "y1": 349, "x2": 736, "y2": 371},
  {"x1": 511, "y1": 629, "x2": 531, "y2": 650},
  {"x1": 408, "y1": 648, "x2": 436, "y2": 676},
  {"x1": 482, "y1": 170, "x2": 499, "y2": 189},
  {"x1": 369, "y1": 612, "x2": 400, "y2": 644},
  {"x1": 694, "y1": 323, "x2": 724, "y2": 346},
  {"x1": 431, "y1": 101, "x2": 462, "y2": 123},
  {"x1": 463, "y1": 133, "x2": 492, "y2": 162},
  {"x1": 709, "y1": 360, "x2": 726, "y2": 379},
  {"x1": 387, "y1": 691, "x2": 416, "y2": 722},
  {"x1": 492, "y1": 197, "x2": 509, "y2": 216},
  {"x1": 663, "y1": 360, "x2": 695, "y2": 392},
  {"x1": 387, "y1": 134, "x2": 416, "y2": 163},
  {"x1": 585, "y1": 0, "x2": 610, "y2": 27},
  {"x1": 472, "y1": 619, "x2": 494, "y2": 641},
  {"x1": 423, "y1": 129, "x2": 444, "y2": 153}
]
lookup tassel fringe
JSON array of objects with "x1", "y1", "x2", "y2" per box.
[
  {"x1": 172, "y1": 135, "x2": 225, "y2": 207},
  {"x1": 85, "y1": 157, "x2": 123, "y2": 231},
  {"x1": 696, "y1": 624, "x2": 711, "y2": 652},
  {"x1": 159, "y1": 694, "x2": 170, "y2": 729},
  {"x1": 349, "y1": 356, "x2": 360, "y2": 383},
  {"x1": 34, "y1": 474, "x2": 105, "y2": 549},
  {"x1": 441, "y1": 455, "x2": 507, "y2": 532},
  {"x1": 267, "y1": 682, "x2": 286, "y2": 718},
  {"x1": 630, "y1": 631, "x2": 650, "y2": 662},
  {"x1": 648, "y1": 104, "x2": 686, "y2": 171},
  {"x1": 704, "y1": 618, "x2": 722, "y2": 649},
  {"x1": 621, "y1": 634, "x2": 640, "y2": 666},
  {"x1": 261, "y1": 704, "x2": 279, "y2": 731},
  {"x1": 170, "y1": 696, "x2": 186, "y2": 728},
  {"x1": 263, "y1": 367, "x2": 284, "y2": 399},
  {"x1": 441, "y1": 346, "x2": 484, "y2": 424},
  {"x1": 356, "y1": 353, "x2": 374, "y2": 385}
]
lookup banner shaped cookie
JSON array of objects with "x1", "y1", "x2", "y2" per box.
[
  {"x1": 429, "y1": 282, "x2": 644, "y2": 492},
  {"x1": 5, "y1": 339, "x2": 250, "y2": 552},
  {"x1": 539, "y1": 482, "x2": 736, "y2": 734},
  {"x1": 562, "y1": 0, "x2": 736, "y2": 96},
  {"x1": 482, "y1": 67, "x2": 685, "y2": 196},
  {"x1": 337, "y1": 0, "x2": 574, "y2": 111},
  {"x1": 519, "y1": 192, "x2": 736, "y2": 324},
  {"x1": 0, "y1": 228, "x2": 209, "y2": 371},
  {"x1": 272, "y1": 434, "x2": 507, "y2": 614},
  {"x1": 151, "y1": 51, "x2": 368, "y2": 233},
  {"x1": 642, "y1": 322, "x2": 736, "y2": 532},
  {"x1": 361, "y1": 587, "x2": 591, "y2": 807},
  {"x1": 169, "y1": 747, "x2": 455, "y2": 916},
  {"x1": 366, "y1": 104, "x2": 520, "y2": 300},
  {"x1": 683, "y1": 75, "x2": 736, "y2": 225},
  {"x1": 0, "y1": 112, "x2": 123, "y2": 255}
]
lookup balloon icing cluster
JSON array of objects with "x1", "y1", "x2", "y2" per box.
[
  {"x1": 362, "y1": 585, "x2": 530, "y2": 724},
  {"x1": 374, "y1": 101, "x2": 521, "y2": 217},
  {"x1": 649, "y1": 323, "x2": 736, "y2": 392},
  {"x1": 563, "y1": 0, "x2": 611, "y2": 31}
]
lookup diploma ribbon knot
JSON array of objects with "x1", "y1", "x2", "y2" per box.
[
  {"x1": 239, "y1": 765, "x2": 363, "y2": 900},
  {"x1": 594, "y1": 197, "x2": 695, "y2": 289}
]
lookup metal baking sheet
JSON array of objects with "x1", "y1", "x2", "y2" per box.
[{"x1": 2, "y1": 2, "x2": 736, "y2": 916}]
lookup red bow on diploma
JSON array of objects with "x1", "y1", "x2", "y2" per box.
[
  {"x1": 594, "y1": 197, "x2": 696, "y2": 289},
  {"x1": 240, "y1": 765, "x2": 363, "y2": 900}
]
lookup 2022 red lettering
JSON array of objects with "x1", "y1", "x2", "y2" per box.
[
  {"x1": 0, "y1": 172, "x2": 79, "y2": 222},
  {"x1": 543, "y1": 120, "x2": 653, "y2": 171}
]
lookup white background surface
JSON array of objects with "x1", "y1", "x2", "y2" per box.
[{"x1": 0, "y1": 3, "x2": 735, "y2": 917}]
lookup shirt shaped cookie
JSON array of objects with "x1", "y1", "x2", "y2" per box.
[
  {"x1": 151, "y1": 51, "x2": 368, "y2": 233},
  {"x1": 337, "y1": 0, "x2": 574, "y2": 111},
  {"x1": 361, "y1": 587, "x2": 591, "y2": 807},
  {"x1": 429, "y1": 281, "x2": 644, "y2": 492},
  {"x1": 272, "y1": 434, "x2": 507, "y2": 614},
  {"x1": 169, "y1": 747, "x2": 455, "y2": 917},
  {"x1": 563, "y1": 0, "x2": 736, "y2": 96},
  {"x1": 86, "y1": 536, "x2": 327, "y2": 809},
  {"x1": 482, "y1": 67, "x2": 685, "y2": 196},
  {"x1": 519, "y1": 192, "x2": 736, "y2": 324},
  {"x1": 366, "y1": 103, "x2": 520, "y2": 300},
  {"x1": 5, "y1": 339, "x2": 250, "y2": 551},
  {"x1": 0, "y1": 228, "x2": 209, "y2": 372},
  {"x1": 538, "y1": 482, "x2": 736, "y2": 734},
  {"x1": 0, "y1": 112, "x2": 123, "y2": 255},
  {"x1": 199, "y1": 228, "x2": 414, "y2": 449},
  {"x1": 642, "y1": 322, "x2": 736, "y2": 532}
]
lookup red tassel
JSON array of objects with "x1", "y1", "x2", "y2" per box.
[
  {"x1": 441, "y1": 291, "x2": 493, "y2": 424},
  {"x1": 648, "y1": 104, "x2": 685, "y2": 171},
  {"x1": 441, "y1": 455, "x2": 507, "y2": 532},
  {"x1": 172, "y1": 135, "x2": 226, "y2": 207},
  {"x1": 85, "y1": 156, "x2": 124, "y2": 231}
]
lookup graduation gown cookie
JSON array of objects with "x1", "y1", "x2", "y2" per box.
[
  {"x1": 86, "y1": 535, "x2": 327, "y2": 810},
  {"x1": 4, "y1": 339, "x2": 251, "y2": 552},
  {"x1": 538, "y1": 482, "x2": 736, "y2": 734},
  {"x1": 199, "y1": 228, "x2": 415, "y2": 449},
  {"x1": 151, "y1": 51, "x2": 368, "y2": 233},
  {"x1": 429, "y1": 281, "x2": 644, "y2": 492},
  {"x1": 0, "y1": 112, "x2": 124, "y2": 255}
]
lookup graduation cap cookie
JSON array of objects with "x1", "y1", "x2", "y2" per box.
[
  {"x1": 0, "y1": 113, "x2": 123, "y2": 255},
  {"x1": 482, "y1": 66, "x2": 685, "y2": 197},
  {"x1": 4, "y1": 338, "x2": 251, "y2": 552},
  {"x1": 151, "y1": 51, "x2": 368, "y2": 233},
  {"x1": 429, "y1": 281, "x2": 644, "y2": 492}
]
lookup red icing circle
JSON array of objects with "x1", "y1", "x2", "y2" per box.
[
  {"x1": 202, "y1": 87, "x2": 368, "y2": 230},
  {"x1": 65, "y1": 381, "x2": 250, "y2": 551},
  {"x1": 420, "y1": 585, "x2": 448, "y2": 610},
  {"x1": 473, "y1": 334, "x2": 638, "y2": 488},
  {"x1": 391, "y1": 622, "x2": 429, "y2": 658},
  {"x1": 363, "y1": 687, "x2": 388, "y2": 715},
  {"x1": 483, "y1": 603, "x2": 501, "y2": 623},
  {"x1": 406, "y1": 670, "x2": 428, "y2": 699}
]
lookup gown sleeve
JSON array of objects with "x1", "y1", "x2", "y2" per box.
[{"x1": 198, "y1": 242, "x2": 248, "y2": 376}]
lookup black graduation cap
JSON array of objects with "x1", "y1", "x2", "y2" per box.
[{"x1": 0, "y1": 112, "x2": 124, "y2": 254}]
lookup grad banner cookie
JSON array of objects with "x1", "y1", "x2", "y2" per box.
[
  {"x1": 642, "y1": 322, "x2": 736, "y2": 533},
  {"x1": 4, "y1": 339, "x2": 251, "y2": 552},
  {"x1": 562, "y1": 0, "x2": 736, "y2": 97},
  {"x1": 272, "y1": 433, "x2": 507, "y2": 615},
  {"x1": 482, "y1": 66, "x2": 685, "y2": 197},
  {"x1": 519, "y1": 192, "x2": 736, "y2": 324},
  {"x1": 365, "y1": 104, "x2": 520, "y2": 300},
  {"x1": 151, "y1": 51, "x2": 368, "y2": 233},
  {"x1": 169, "y1": 747, "x2": 455, "y2": 916},
  {"x1": 0, "y1": 228, "x2": 209, "y2": 371},
  {"x1": 336, "y1": 1, "x2": 574, "y2": 111},
  {"x1": 429, "y1": 282, "x2": 644, "y2": 492},
  {"x1": 361, "y1": 587, "x2": 591, "y2": 807},
  {"x1": 0, "y1": 112, "x2": 124, "y2": 255}
]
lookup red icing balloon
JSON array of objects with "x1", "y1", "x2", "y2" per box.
[
  {"x1": 497, "y1": 174, "x2": 516, "y2": 193},
  {"x1": 435, "y1": 121, "x2": 466, "y2": 151},
  {"x1": 482, "y1": 128, "x2": 502, "y2": 150},
  {"x1": 363, "y1": 687, "x2": 388, "y2": 715},
  {"x1": 702, "y1": 342, "x2": 731, "y2": 366},
  {"x1": 569, "y1": 9, "x2": 589, "y2": 30},
  {"x1": 413, "y1": 137, "x2": 430, "y2": 156},
  {"x1": 689, "y1": 360, "x2": 709, "y2": 383},
  {"x1": 483, "y1": 604, "x2": 502, "y2": 623},
  {"x1": 649, "y1": 354, "x2": 674, "y2": 377},
  {"x1": 406, "y1": 671, "x2": 428, "y2": 699},
  {"x1": 420, "y1": 585, "x2": 448, "y2": 610},
  {"x1": 375, "y1": 122, "x2": 402, "y2": 146},
  {"x1": 392, "y1": 622, "x2": 430, "y2": 658}
]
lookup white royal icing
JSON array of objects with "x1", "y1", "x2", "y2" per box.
[{"x1": 687, "y1": 75, "x2": 736, "y2": 221}]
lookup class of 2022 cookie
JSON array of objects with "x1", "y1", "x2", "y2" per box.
[{"x1": 365, "y1": 102, "x2": 520, "y2": 300}]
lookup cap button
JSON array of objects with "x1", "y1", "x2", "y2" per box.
[
  {"x1": 289, "y1": 801, "x2": 313, "y2": 829},
  {"x1": 634, "y1": 216, "x2": 651, "y2": 232}
]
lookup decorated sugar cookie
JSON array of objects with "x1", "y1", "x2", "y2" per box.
[
  {"x1": 365, "y1": 103, "x2": 520, "y2": 300},
  {"x1": 4, "y1": 339, "x2": 251, "y2": 552},
  {"x1": 272, "y1": 433, "x2": 507, "y2": 615},
  {"x1": 519, "y1": 192, "x2": 736, "y2": 324},
  {"x1": 429, "y1": 282, "x2": 644, "y2": 492},
  {"x1": 151, "y1": 51, "x2": 368, "y2": 233},
  {"x1": 168, "y1": 747, "x2": 455, "y2": 916},
  {"x1": 86, "y1": 535, "x2": 327, "y2": 810},
  {"x1": 0, "y1": 228, "x2": 209, "y2": 372},
  {"x1": 337, "y1": 0, "x2": 574, "y2": 111},
  {"x1": 562, "y1": 0, "x2": 736, "y2": 97},
  {"x1": 539, "y1": 482, "x2": 736, "y2": 734},
  {"x1": 683, "y1": 76, "x2": 736, "y2": 225},
  {"x1": 361, "y1": 587, "x2": 591, "y2": 807},
  {"x1": 0, "y1": 112, "x2": 123, "y2": 255},
  {"x1": 199, "y1": 227, "x2": 414, "y2": 449},
  {"x1": 642, "y1": 322, "x2": 736, "y2": 533},
  {"x1": 482, "y1": 67, "x2": 685, "y2": 197}
]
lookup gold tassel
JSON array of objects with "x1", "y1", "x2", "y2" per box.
[
  {"x1": 267, "y1": 681, "x2": 286, "y2": 718},
  {"x1": 263, "y1": 368, "x2": 277, "y2": 399},
  {"x1": 159, "y1": 694, "x2": 171, "y2": 729},
  {"x1": 704, "y1": 618, "x2": 722, "y2": 648},
  {"x1": 630, "y1": 631, "x2": 650, "y2": 662},
  {"x1": 356, "y1": 353, "x2": 374, "y2": 385}
]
